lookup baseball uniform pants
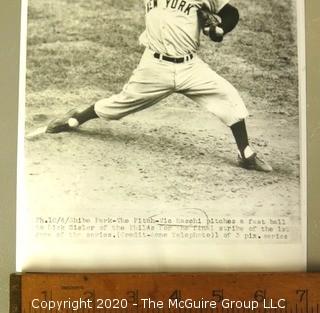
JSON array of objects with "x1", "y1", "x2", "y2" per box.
[{"x1": 95, "y1": 48, "x2": 248, "y2": 126}]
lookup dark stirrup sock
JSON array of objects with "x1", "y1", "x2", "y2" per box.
[
  {"x1": 230, "y1": 120, "x2": 250, "y2": 157},
  {"x1": 74, "y1": 105, "x2": 99, "y2": 125}
]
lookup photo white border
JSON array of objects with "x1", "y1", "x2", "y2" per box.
[{"x1": 16, "y1": 0, "x2": 307, "y2": 272}]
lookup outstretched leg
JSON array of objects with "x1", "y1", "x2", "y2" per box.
[{"x1": 46, "y1": 49, "x2": 174, "y2": 133}]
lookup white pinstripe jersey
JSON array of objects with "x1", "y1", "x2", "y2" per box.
[{"x1": 139, "y1": 0, "x2": 230, "y2": 56}]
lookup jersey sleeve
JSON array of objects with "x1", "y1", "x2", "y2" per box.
[{"x1": 203, "y1": 0, "x2": 231, "y2": 13}]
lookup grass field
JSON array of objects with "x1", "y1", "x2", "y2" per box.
[{"x1": 24, "y1": 0, "x2": 301, "y2": 226}]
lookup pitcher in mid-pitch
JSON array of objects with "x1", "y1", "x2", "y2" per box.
[{"x1": 46, "y1": 0, "x2": 272, "y2": 172}]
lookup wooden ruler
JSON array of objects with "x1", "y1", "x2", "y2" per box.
[{"x1": 10, "y1": 273, "x2": 320, "y2": 313}]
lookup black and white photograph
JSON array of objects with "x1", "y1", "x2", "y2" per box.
[{"x1": 17, "y1": 0, "x2": 306, "y2": 271}]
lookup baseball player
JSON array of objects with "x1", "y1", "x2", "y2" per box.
[{"x1": 46, "y1": 0, "x2": 272, "y2": 172}]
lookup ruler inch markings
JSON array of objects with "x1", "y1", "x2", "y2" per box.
[{"x1": 10, "y1": 273, "x2": 320, "y2": 313}]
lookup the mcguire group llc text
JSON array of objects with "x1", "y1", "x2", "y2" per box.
[{"x1": 31, "y1": 297, "x2": 287, "y2": 311}]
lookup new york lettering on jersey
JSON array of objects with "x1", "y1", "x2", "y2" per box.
[
  {"x1": 145, "y1": 0, "x2": 230, "y2": 14},
  {"x1": 141, "y1": 0, "x2": 230, "y2": 56},
  {"x1": 146, "y1": 0, "x2": 198, "y2": 15}
]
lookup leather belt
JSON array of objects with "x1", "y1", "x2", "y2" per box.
[{"x1": 154, "y1": 52, "x2": 193, "y2": 63}]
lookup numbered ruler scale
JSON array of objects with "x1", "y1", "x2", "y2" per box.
[{"x1": 10, "y1": 273, "x2": 320, "y2": 313}]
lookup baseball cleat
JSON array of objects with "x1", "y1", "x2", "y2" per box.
[
  {"x1": 46, "y1": 109, "x2": 80, "y2": 133},
  {"x1": 238, "y1": 153, "x2": 273, "y2": 172}
]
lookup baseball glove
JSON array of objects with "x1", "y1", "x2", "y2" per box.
[{"x1": 197, "y1": 6, "x2": 224, "y2": 42}]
